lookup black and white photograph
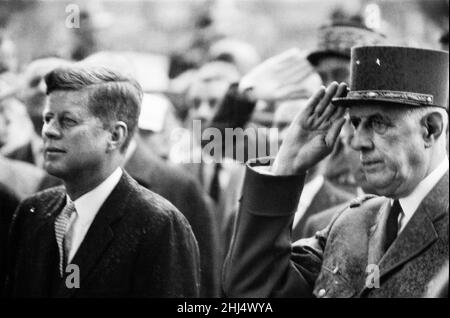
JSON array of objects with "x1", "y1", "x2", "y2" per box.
[{"x1": 0, "y1": 0, "x2": 448, "y2": 303}]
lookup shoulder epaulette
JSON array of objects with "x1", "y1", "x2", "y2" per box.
[{"x1": 349, "y1": 194, "x2": 378, "y2": 208}]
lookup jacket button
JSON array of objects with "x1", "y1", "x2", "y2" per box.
[
  {"x1": 317, "y1": 289, "x2": 326, "y2": 297},
  {"x1": 332, "y1": 266, "x2": 339, "y2": 274}
]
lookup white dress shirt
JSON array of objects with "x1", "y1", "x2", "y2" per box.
[
  {"x1": 395, "y1": 156, "x2": 449, "y2": 234},
  {"x1": 66, "y1": 167, "x2": 123, "y2": 262}
]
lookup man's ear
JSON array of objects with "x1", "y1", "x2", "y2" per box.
[
  {"x1": 421, "y1": 112, "x2": 444, "y2": 148},
  {"x1": 108, "y1": 121, "x2": 128, "y2": 152}
]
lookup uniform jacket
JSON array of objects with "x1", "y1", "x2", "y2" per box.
[
  {"x1": 303, "y1": 201, "x2": 350, "y2": 238},
  {"x1": 5, "y1": 172, "x2": 200, "y2": 298},
  {"x1": 292, "y1": 180, "x2": 353, "y2": 241},
  {"x1": 223, "y1": 160, "x2": 449, "y2": 298}
]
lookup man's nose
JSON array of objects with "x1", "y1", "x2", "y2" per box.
[
  {"x1": 350, "y1": 126, "x2": 373, "y2": 151},
  {"x1": 42, "y1": 119, "x2": 62, "y2": 139}
]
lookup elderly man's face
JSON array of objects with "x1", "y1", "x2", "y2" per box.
[
  {"x1": 349, "y1": 104, "x2": 429, "y2": 198},
  {"x1": 42, "y1": 90, "x2": 110, "y2": 180},
  {"x1": 315, "y1": 56, "x2": 350, "y2": 86}
]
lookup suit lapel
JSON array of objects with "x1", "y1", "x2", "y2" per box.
[
  {"x1": 362, "y1": 171, "x2": 449, "y2": 295},
  {"x1": 367, "y1": 200, "x2": 391, "y2": 266},
  {"x1": 377, "y1": 172, "x2": 448, "y2": 278},
  {"x1": 56, "y1": 172, "x2": 135, "y2": 297},
  {"x1": 25, "y1": 190, "x2": 65, "y2": 296}
]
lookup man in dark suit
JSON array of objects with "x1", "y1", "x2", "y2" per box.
[
  {"x1": 5, "y1": 66, "x2": 200, "y2": 297},
  {"x1": 223, "y1": 46, "x2": 449, "y2": 297},
  {"x1": 124, "y1": 135, "x2": 221, "y2": 297}
]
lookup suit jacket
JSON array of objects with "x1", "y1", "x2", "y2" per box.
[
  {"x1": 291, "y1": 180, "x2": 353, "y2": 241},
  {"x1": 5, "y1": 172, "x2": 200, "y2": 298},
  {"x1": 223, "y1": 159, "x2": 449, "y2": 298},
  {"x1": 0, "y1": 183, "x2": 20, "y2": 292},
  {"x1": 125, "y1": 141, "x2": 220, "y2": 297}
]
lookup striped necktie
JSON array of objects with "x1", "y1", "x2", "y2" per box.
[{"x1": 55, "y1": 199, "x2": 77, "y2": 277}]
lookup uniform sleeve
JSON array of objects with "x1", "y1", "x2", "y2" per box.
[{"x1": 222, "y1": 159, "x2": 327, "y2": 298}]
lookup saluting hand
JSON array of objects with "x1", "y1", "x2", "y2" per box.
[{"x1": 271, "y1": 82, "x2": 347, "y2": 175}]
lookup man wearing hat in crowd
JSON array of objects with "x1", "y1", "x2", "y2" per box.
[{"x1": 223, "y1": 45, "x2": 449, "y2": 297}]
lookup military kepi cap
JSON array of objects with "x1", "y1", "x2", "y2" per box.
[
  {"x1": 333, "y1": 46, "x2": 449, "y2": 110},
  {"x1": 307, "y1": 23, "x2": 386, "y2": 66}
]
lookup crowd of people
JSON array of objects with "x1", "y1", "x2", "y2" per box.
[{"x1": 0, "y1": 9, "x2": 448, "y2": 298}]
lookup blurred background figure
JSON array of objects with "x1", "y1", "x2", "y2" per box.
[
  {"x1": 0, "y1": 98, "x2": 47, "y2": 199},
  {"x1": 138, "y1": 93, "x2": 180, "y2": 160},
  {"x1": 439, "y1": 30, "x2": 449, "y2": 51},
  {"x1": 208, "y1": 38, "x2": 261, "y2": 76},
  {"x1": 170, "y1": 60, "x2": 241, "y2": 167},
  {"x1": 0, "y1": 32, "x2": 18, "y2": 74},
  {"x1": 306, "y1": 17, "x2": 387, "y2": 194},
  {"x1": 70, "y1": 9, "x2": 99, "y2": 61}
]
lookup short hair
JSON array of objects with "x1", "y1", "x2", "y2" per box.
[{"x1": 45, "y1": 66, "x2": 143, "y2": 151}]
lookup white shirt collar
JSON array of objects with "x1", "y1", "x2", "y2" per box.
[
  {"x1": 396, "y1": 156, "x2": 449, "y2": 232},
  {"x1": 71, "y1": 167, "x2": 123, "y2": 222},
  {"x1": 66, "y1": 167, "x2": 123, "y2": 262}
]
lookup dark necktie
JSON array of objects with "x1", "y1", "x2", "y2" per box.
[
  {"x1": 209, "y1": 163, "x2": 222, "y2": 203},
  {"x1": 383, "y1": 199, "x2": 403, "y2": 253}
]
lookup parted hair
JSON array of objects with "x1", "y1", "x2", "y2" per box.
[{"x1": 44, "y1": 66, "x2": 143, "y2": 151}]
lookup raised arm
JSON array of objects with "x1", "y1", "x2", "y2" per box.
[{"x1": 222, "y1": 82, "x2": 347, "y2": 298}]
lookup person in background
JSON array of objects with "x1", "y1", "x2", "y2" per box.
[
  {"x1": 124, "y1": 93, "x2": 221, "y2": 297},
  {"x1": 0, "y1": 97, "x2": 48, "y2": 199},
  {"x1": 307, "y1": 21, "x2": 386, "y2": 194}
]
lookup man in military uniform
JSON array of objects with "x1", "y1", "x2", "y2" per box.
[{"x1": 223, "y1": 46, "x2": 449, "y2": 297}]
